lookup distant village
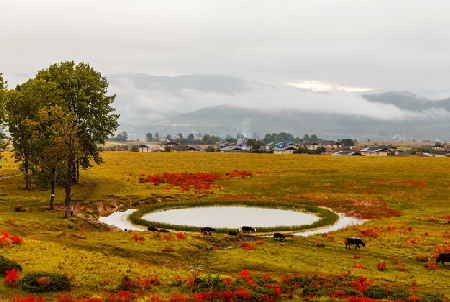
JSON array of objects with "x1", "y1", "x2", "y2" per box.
[{"x1": 104, "y1": 131, "x2": 450, "y2": 157}]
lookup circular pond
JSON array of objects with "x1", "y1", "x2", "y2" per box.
[{"x1": 141, "y1": 206, "x2": 320, "y2": 229}]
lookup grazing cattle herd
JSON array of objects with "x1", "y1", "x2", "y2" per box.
[{"x1": 137, "y1": 226, "x2": 448, "y2": 268}]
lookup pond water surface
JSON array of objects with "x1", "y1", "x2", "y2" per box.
[{"x1": 141, "y1": 206, "x2": 320, "y2": 228}]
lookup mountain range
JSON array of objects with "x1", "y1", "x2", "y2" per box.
[{"x1": 108, "y1": 74, "x2": 450, "y2": 140}]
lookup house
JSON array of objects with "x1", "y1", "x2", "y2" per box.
[
  {"x1": 303, "y1": 142, "x2": 320, "y2": 151},
  {"x1": 430, "y1": 150, "x2": 449, "y2": 157},
  {"x1": 137, "y1": 145, "x2": 151, "y2": 152},
  {"x1": 395, "y1": 150, "x2": 411, "y2": 157},
  {"x1": 331, "y1": 151, "x2": 362, "y2": 156},
  {"x1": 432, "y1": 144, "x2": 445, "y2": 151},
  {"x1": 273, "y1": 146, "x2": 297, "y2": 154},
  {"x1": 360, "y1": 145, "x2": 396, "y2": 157},
  {"x1": 172, "y1": 145, "x2": 201, "y2": 152},
  {"x1": 219, "y1": 146, "x2": 243, "y2": 152},
  {"x1": 319, "y1": 140, "x2": 341, "y2": 150}
]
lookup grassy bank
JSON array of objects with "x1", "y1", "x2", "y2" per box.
[{"x1": 129, "y1": 199, "x2": 339, "y2": 233}]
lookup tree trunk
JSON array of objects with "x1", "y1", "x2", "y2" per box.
[
  {"x1": 50, "y1": 167, "x2": 55, "y2": 210},
  {"x1": 76, "y1": 160, "x2": 80, "y2": 183},
  {"x1": 24, "y1": 153, "x2": 30, "y2": 190},
  {"x1": 65, "y1": 150, "x2": 74, "y2": 218}
]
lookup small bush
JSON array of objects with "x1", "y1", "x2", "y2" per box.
[
  {"x1": 20, "y1": 272, "x2": 70, "y2": 293},
  {"x1": 0, "y1": 255, "x2": 22, "y2": 276}
]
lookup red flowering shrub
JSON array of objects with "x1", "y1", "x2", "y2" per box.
[
  {"x1": 176, "y1": 233, "x2": 187, "y2": 240},
  {"x1": 5, "y1": 268, "x2": 19, "y2": 287},
  {"x1": 137, "y1": 170, "x2": 253, "y2": 195},
  {"x1": 104, "y1": 291, "x2": 137, "y2": 302},
  {"x1": 130, "y1": 234, "x2": 145, "y2": 242},
  {"x1": 0, "y1": 232, "x2": 22, "y2": 247},
  {"x1": 377, "y1": 261, "x2": 387, "y2": 271},
  {"x1": 239, "y1": 242, "x2": 255, "y2": 250},
  {"x1": 425, "y1": 263, "x2": 437, "y2": 270},
  {"x1": 9, "y1": 296, "x2": 47, "y2": 302}
]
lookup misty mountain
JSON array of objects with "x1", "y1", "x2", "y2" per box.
[
  {"x1": 362, "y1": 91, "x2": 450, "y2": 111},
  {"x1": 164, "y1": 103, "x2": 450, "y2": 141},
  {"x1": 108, "y1": 73, "x2": 450, "y2": 140}
]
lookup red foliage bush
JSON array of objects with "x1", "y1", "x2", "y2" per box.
[
  {"x1": 0, "y1": 232, "x2": 23, "y2": 247},
  {"x1": 377, "y1": 261, "x2": 387, "y2": 271},
  {"x1": 5, "y1": 268, "x2": 19, "y2": 287},
  {"x1": 137, "y1": 170, "x2": 253, "y2": 195},
  {"x1": 239, "y1": 243, "x2": 255, "y2": 250},
  {"x1": 176, "y1": 233, "x2": 187, "y2": 240}
]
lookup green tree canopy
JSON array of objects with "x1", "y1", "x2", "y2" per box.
[{"x1": 30, "y1": 61, "x2": 119, "y2": 217}]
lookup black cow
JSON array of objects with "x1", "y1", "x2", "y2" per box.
[
  {"x1": 274, "y1": 233, "x2": 285, "y2": 241},
  {"x1": 158, "y1": 228, "x2": 170, "y2": 233},
  {"x1": 345, "y1": 237, "x2": 366, "y2": 250},
  {"x1": 240, "y1": 226, "x2": 256, "y2": 233},
  {"x1": 228, "y1": 231, "x2": 238, "y2": 236},
  {"x1": 201, "y1": 227, "x2": 216, "y2": 233},
  {"x1": 436, "y1": 253, "x2": 450, "y2": 267},
  {"x1": 147, "y1": 227, "x2": 159, "y2": 232}
]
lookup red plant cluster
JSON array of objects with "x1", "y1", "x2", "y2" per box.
[
  {"x1": 5, "y1": 268, "x2": 19, "y2": 287},
  {"x1": 9, "y1": 297, "x2": 47, "y2": 302},
  {"x1": 104, "y1": 291, "x2": 137, "y2": 302},
  {"x1": 296, "y1": 195, "x2": 400, "y2": 220},
  {"x1": 377, "y1": 261, "x2": 388, "y2": 271},
  {"x1": 239, "y1": 242, "x2": 255, "y2": 250},
  {"x1": 136, "y1": 170, "x2": 253, "y2": 195},
  {"x1": 130, "y1": 234, "x2": 145, "y2": 242},
  {"x1": 176, "y1": 233, "x2": 187, "y2": 240},
  {"x1": 360, "y1": 228, "x2": 379, "y2": 238},
  {"x1": 0, "y1": 232, "x2": 22, "y2": 246}
]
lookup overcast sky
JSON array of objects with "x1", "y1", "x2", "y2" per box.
[
  {"x1": 2, "y1": 0, "x2": 450, "y2": 125},
  {"x1": 2, "y1": 0, "x2": 450, "y2": 89}
]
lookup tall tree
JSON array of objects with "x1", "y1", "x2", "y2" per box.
[
  {"x1": 5, "y1": 79, "x2": 52, "y2": 189},
  {"x1": 25, "y1": 105, "x2": 79, "y2": 210},
  {"x1": 188, "y1": 134, "x2": 194, "y2": 144},
  {"x1": 146, "y1": 132, "x2": 153, "y2": 142},
  {"x1": 34, "y1": 61, "x2": 119, "y2": 218}
]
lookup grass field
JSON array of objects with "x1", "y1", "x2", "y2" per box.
[{"x1": 0, "y1": 152, "x2": 449, "y2": 301}]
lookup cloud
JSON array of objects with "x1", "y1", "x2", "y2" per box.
[{"x1": 108, "y1": 74, "x2": 450, "y2": 125}]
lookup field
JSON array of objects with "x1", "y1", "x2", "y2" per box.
[{"x1": 1, "y1": 152, "x2": 450, "y2": 302}]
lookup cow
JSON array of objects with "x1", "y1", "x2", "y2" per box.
[
  {"x1": 228, "y1": 231, "x2": 238, "y2": 236},
  {"x1": 201, "y1": 227, "x2": 216, "y2": 233},
  {"x1": 436, "y1": 253, "x2": 450, "y2": 267},
  {"x1": 274, "y1": 233, "x2": 285, "y2": 241},
  {"x1": 240, "y1": 226, "x2": 256, "y2": 233},
  {"x1": 158, "y1": 228, "x2": 170, "y2": 233},
  {"x1": 147, "y1": 226, "x2": 159, "y2": 232},
  {"x1": 345, "y1": 237, "x2": 365, "y2": 250}
]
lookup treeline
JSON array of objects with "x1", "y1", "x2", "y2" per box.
[{"x1": 0, "y1": 62, "x2": 119, "y2": 217}]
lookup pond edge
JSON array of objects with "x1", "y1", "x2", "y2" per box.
[{"x1": 129, "y1": 200, "x2": 339, "y2": 233}]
